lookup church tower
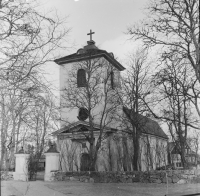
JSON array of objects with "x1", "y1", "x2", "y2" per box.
[{"x1": 54, "y1": 30, "x2": 125, "y2": 128}]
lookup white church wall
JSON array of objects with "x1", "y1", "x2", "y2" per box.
[
  {"x1": 95, "y1": 132, "x2": 136, "y2": 172},
  {"x1": 139, "y1": 135, "x2": 168, "y2": 171},
  {"x1": 112, "y1": 112, "x2": 168, "y2": 171},
  {"x1": 56, "y1": 130, "x2": 167, "y2": 172},
  {"x1": 57, "y1": 132, "x2": 102, "y2": 172},
  {"x1": 59, "y1": 56, "x2": 122, "y2": 129},
  {"x1": 102, "y1": 121, "x2": 168, "y2": 172},
  {"x1": 96, "y1": 134, "x2": 121, "y2": 171},
  {"x1": 60, "y1": 62, "x2": 78, "y2": 126},
  {"x1": 57, "y1": 138, "x2": 82, "y2": 171}
]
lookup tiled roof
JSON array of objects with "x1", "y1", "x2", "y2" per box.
[
  {"x1": 123, "y1": 107, "x2": 168, "y2": 139},
  {"x1": 54, "y1": 43, "x2": 125, "y2": 71}
]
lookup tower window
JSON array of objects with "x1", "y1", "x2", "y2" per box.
[
  {"x1": 77, "y1": 69, "x2": 87, "y2": 87},
  {"x1": 110, "y1": 71, "x2": 114, "y2": 89},
  {"x1": 82, "y1": 143, "x2": 86, "y2": 148}
]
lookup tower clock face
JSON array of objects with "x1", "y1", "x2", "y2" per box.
[{"x1": 77, "y1": 107, "x2": 89, "y2": 121}]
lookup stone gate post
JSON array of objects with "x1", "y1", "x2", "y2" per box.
[
  {"x1": 44, "y1": 145, "x2": 60, "y2": 181},
  {"x1": 13, "y1": 147, "x2": 29, "y2": 181}
]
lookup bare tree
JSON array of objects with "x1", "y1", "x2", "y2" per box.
[
  {"x1": 187, "y1": 130, "x2": 200, "y2": 168},
  {"x1": 0, "y1": 0, "x2": 70, "y2": 171},
  {"x1": 61, "y1": 56, "x2": 119, "y2": 171},
  {"x1": 153, "y1": 56, "x2": 197, "y2": 168},
  {"x1": 155, "y1": 139, "x2": 168, "y2": 169},
  {"x1": 58, "y1": 140, "x2": 81, "y2": 171},
  {"x1": 100, "y1": 136, "x2": 115, "y2": 171},
  {"x1": 0, "y1": 83, "x2": 34, "y2": 170},
  {"x1": 0, "y1": 0, "x2": 70, "y2": 91},
  {"x1": 144, "y1": 135, "x2": 154, "y2": 171},
  {"x1": 127, "y1": 0, "x2": 199, "y2": 82},
  {"x1": 27, "y1": 94, "x2": 59, "y2": 155},
  {"x1": 109, "y1": 134, "x2": 123, "y2": 171},
  {"x1": 182, "y1": 78, "x2": 200, "y2": 126},
  {"x1": 102, "y1": 133, "x2": 133, "y2": 172},
  {"x1": 0, "y1": 77, "x2": 59, "y2": 170},
  {"x1": 115, "y1": 47, "x2": 152, "y2": 171}
]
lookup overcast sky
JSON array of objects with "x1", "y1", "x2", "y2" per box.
[
  {"x1": 40, "y1": 0, "x2": 148, "y2": 57},
  {"x1": 39, "y1": 0, "x2": 148, "y2": 95}
]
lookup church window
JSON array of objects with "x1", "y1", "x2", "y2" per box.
[
  {"x1": 77, "y1": 107, "x2": 89, "y2": 121},
  {"x1": 116, "y1": 71, "x2": 121, "y2": 88},
  {"x1": 110, "y1": 71, "x2": 114, "y2": 89},
  {"x1": 77, "y1": 69, "x2": 87, "y2": 87},
  {"x1": 82, "y1": 143, "x2": 86, "y2": 148}
]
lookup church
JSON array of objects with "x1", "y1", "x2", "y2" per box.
[{"x1": 52, "y1": 30, "x2": 168, "y2": 172}]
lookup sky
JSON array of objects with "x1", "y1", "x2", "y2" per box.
[
  {"x1": 39, "y1": 0, "x2": 149, "y2": 95},
  {"x1": 40, "y1": 0, "x2": 148, "y2": 55}
]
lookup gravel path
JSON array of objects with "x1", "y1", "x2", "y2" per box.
[
  {"x1": 45, "y1": 182, "x2": 200, "y2": 196},
  {"x1": 1, "y1": 180, "x2": 200, "y2": 196}
]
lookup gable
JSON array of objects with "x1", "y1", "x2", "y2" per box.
[
  {"x1": 169, "y1": 141, "x2": 192, "y2": 154},
  {"x1": 52, "y1": 121, "x2": 112, "y2": 136}
]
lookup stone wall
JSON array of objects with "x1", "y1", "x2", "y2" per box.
[
  {"x1": 1, "y1": 171, "x2": 14, "y2": 181},
  {"x1": 50, "y1": 169, "x2": 200, "y2": 184}
]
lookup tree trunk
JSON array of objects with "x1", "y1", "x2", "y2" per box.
[
  {"x1": 0, "y1": 95, "x2": 8, "y2": 170},
  {"x1": 133, "y1": 144, "x2": 139, "y2": 171},
  {"x1": 16, "y1": 115, "x2": 22, "y2": 153},
  {"x1": 9, "y1": 116, "x2": 16, "y2": 170},
  {"x1": 131, "y1": 124, "x2": 140, "y2": 171},
  {"x1": 89, "y1": 151, "x2": 96, "y2": 171},
  {"x1": 180, "y1": 143, "x2": 187, "y2": 168}
]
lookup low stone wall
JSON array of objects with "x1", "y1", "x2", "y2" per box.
[
  {"x1": 0, "y1": 171, "x2": 14, "y2": 181},
  {"x1": 50, "y1": 169, "x2": 200, "y2": 184}
]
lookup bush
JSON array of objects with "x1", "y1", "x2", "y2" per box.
[
  {"x1": 156, "y1": 165, "x2": 175, "y2": 170},
  {"x1": 27, "y1": 152, "x2": 41, "y2": 180}
]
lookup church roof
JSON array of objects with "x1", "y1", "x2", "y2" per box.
[
  {"x1": 54, "y1": 41, "x2": 125, "y2": 71},
  {"x1": 123, "y1": 107, "x2": 168, "y2": 139}
]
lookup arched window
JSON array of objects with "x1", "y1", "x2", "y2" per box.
[{"x1": 77, "y1": 69, "x2": 87, "y2": 87}]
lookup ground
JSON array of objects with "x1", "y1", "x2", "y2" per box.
[{"x1": 1, "y1": 180, "x2": 200, "y2": 196}]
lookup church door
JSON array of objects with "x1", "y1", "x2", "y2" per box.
[{"x1": 80, "y1": 153, "x2": 90, "y2": 171}]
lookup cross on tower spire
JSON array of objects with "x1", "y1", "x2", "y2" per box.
[{"x1": 87, "y1": 29, "x2": 95, "y2": 41}]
